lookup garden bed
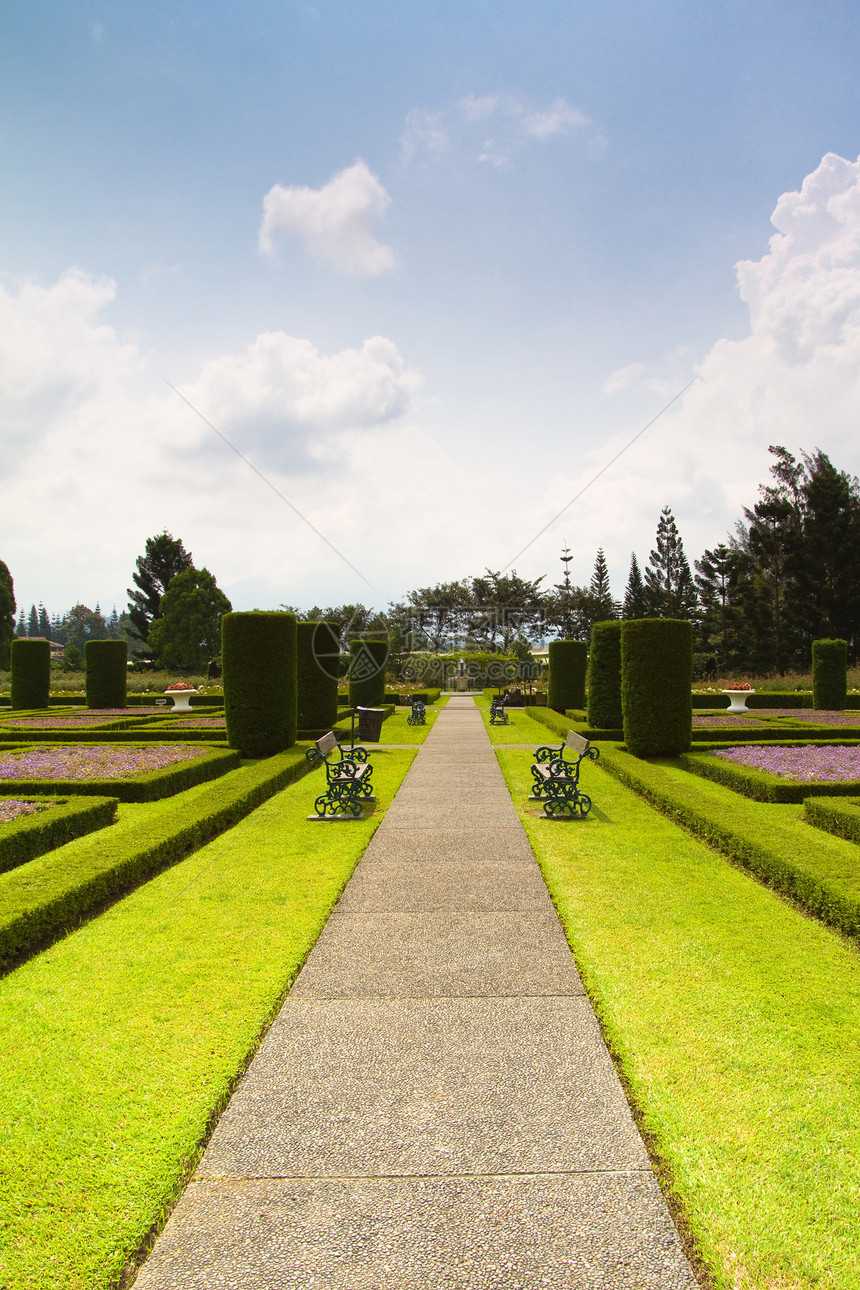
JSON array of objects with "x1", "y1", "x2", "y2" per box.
[
  {"x1": 0, "y1": 743, "x2": 239, "y2": 801},
  {"x1": 0, "y1": 795, "x2": 118, "y2": 874},
  {"x1": 681, "y1": 742, "x2": 860, "y2": 802}
]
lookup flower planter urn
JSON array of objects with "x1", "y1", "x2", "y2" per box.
[
  {"x1": 722, "y1": 688, "x2": 755, "y2": 714},
  {"x1": 166, "y1": 688, "x2": 197, "y2": 712}
]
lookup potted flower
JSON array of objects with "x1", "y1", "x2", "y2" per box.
[
  {"x1": 721, "y1": 680, "x2": 755, "y2": 714},
  {"x1": 165, "y1": 680, "x2": 197, "y2": 712}
]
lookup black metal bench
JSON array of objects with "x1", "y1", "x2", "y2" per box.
[
  {"x1": 530, "y1": 730, "x2": 599, "y2": 818},
  {"x1": 489, "y1": 695, "x2": 510, "y2": 726},
  {"x1": 308, "y1": 731, "x2": 374, "y2": 819},
  {"x1": 407, "y1": 697, "x2": 426, "y2": 725}
]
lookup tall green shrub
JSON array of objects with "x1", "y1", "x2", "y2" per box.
[
  {"x1": 348, "y1": 637, "x2": 389, "y2": 707},
  {"x1": 621, "y1": 618, "x2": 692, "y2": 757},
  {"x1": 812, "y1": 637, "x2": 848, "y2": 710},
  {"x1": 587, "y1": 620, "x2": 623, "y2": 729},
  {"x1": 10, "y1": 638, "x2": 51, "y2": 710},
  {"x1": 297, "y1": 621, "x2": 340, "y2": 730},
  {"x1": 222, "y1": 611, "x2": 297, "y2": 756},
  {"x1": 547, "y1": 640, "x2": 588, "y2": 713},
  {"x1": 85, "y1": 639, "x2": 128, "y2": 709}
]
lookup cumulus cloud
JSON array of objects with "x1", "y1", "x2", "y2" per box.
[
  {"x1": 401, "y1": 93, "x2": 595, "y2": 164},
  {"x1": 258, "y1": 160, "x2": 396, "y2": 275}
]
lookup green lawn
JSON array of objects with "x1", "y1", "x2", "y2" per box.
[
  {"x1": 0, "y1": 749, "x2": 415, "y2": 1290},
  {"x1": 496, "y1": 747, "x2": 860, "y2": 1290},
  {"x1": 472, "y1": 696, "x2": 562, "y2": 745}
]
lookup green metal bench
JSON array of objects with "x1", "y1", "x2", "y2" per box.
[
  {"x1": 489, "y1": 695, "x2": 510, "y2": 725},
  {"x1": 530, "y1": 729, "x2": 599, "y2": 818},
  {"x1": 407, "y1": 698, "x2": 426, "y2": 725},
  {"x1": 308, "y1": 731, "x2": 374, "y2": 819}
]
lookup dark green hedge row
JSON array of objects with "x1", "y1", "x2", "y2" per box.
[
  {"x1": 223, "y1": 611, "x2": 298, "y2": 756},
  {"x1": 348, "y1": 638, "x2": 389, "y2": 707},
  {"x1": 385, "y1": 690, "x2": 442, "y2": 704},
  {"x1": 0, "y1": 749, "x2": 309, "y2": 974},
  {"x1": 803, "y1": 796, "x2": 860, "y2": 844},
  {"x1": 812, "y1": 638, "x2": 848, "y2": 711},
  {"x1": 622, "y1": 619, "x2": 692, "y2": 757},
  {"x1": 547, "y1": 640, "x2": 588, "y2": 713},
  {"x1": 0, "y1": 746, "x2": 238, "y2": 802},
  {"x1": 587, "y1": 620, "x2": 622, "y2": 729},
  {"x1": 679, "y1": 744, "x2": 860, "y2": 803},
  {"x1": 10, "y1": 639, "x2": 51, "y2": 710},
  {"x1": 297, "y1": 621, "x2": 340, "y2": 731},
  {"x1": 598, "y1": 744, "x2": 860, "y2": 941},
  {"x1": 0, "y1": 795, "x2": 118, "y2": 874},
  {"x1": 85, "y1": 639, "x2": 127, "y2": 708}
]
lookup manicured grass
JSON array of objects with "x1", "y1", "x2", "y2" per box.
[
  {"x1": 497, "y1": 747, "x2": 860, "y2": 1290},
  {"x1": 472, "y1": 696, "x2": 561, "y2": 745},
  {"x1": 371, "y1": 703, "x2": 444, "y2": 743},
  {"x1": 0, "y1": 748, "x2": 415, "y2": 1290}
]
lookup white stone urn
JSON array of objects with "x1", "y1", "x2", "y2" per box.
[
  {"x1": 722, "y1": 688, "x2": 755, "y2": 714},
  {"x1": 166, "y1": 688, "x2": 197, "y2": 713}
]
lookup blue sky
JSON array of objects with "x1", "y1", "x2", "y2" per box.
[{"x1": 3, "y1": 0, "x2": 860, "y2": 619}]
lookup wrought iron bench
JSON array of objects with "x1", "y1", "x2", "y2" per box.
[
  {"x1": 530, "y1": 729, "x2": 599, "y2": 818},
  {"x1": 308, "y1": 731, "x2": 374, "y2": 819},
  {"x1": 489, "y1": 695, "x2": 510, "y2": 726},
  {"x1": 407, "y1": 697, "x2": 426, "y2": 725}
]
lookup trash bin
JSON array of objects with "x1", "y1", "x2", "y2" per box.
[{"x1": 356, "y1": 706, "x2": 385, "y2": 742}]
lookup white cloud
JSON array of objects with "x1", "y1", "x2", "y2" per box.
[
  {"x1": 402, "y1": 93, "x2": 595, "y2": 165},
  {"x1": 258, "y1": 160, "x2": 396, "y2": 275}
]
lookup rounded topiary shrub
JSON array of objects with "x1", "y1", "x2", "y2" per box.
[
  {"x1": 222, "y1": 611, "x2": 297, "y2": 756},
  {"x1": 621, "y1": 618, "x2": 692, "y2": 757},
  {"x1": 587, "y1": 620, "x2": 623, "y2": 729},
  {"x1": 297, "y1": 621, "x2": 340, "y2": 731},
  {"x1": 85, "y1": 639, "x2": 128, "y2": 709},
  {"x1": 812, "y1": 637, "x2": 848, "y2": 711},
  {"x1": 348, "y1": 637, "x2": 389, "y2": 708},
  {"x1": 547, "y1": 640, "x2": 588, "y2": 713},
  {"x1": 10, "y1": 638, "x2": 51, "y2": 710}
]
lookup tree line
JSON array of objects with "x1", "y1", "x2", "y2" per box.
[{"x1": 2, "y1": 444, "x2": 858, "y2": 677}]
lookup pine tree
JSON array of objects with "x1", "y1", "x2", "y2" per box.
[
  {"x1": 588, "y1": 548, "x2": 619, "y2": 621},
  {"x1": 643, "y1": 507, "x2": 698, "y2": 620},
  {"x1": 694, "y1": 543, "x2": 744, "y2": 671},
  {"x1": 37, "y1": 603, "x2": 50, "y2": 637},
  {"x1": 27, "y1": 604, "x2": 39, "y2": 636},
  {"x1": 107, "y1": 606, "x2": 120, "y2": 639},
  {"x1": 0, "y1": 560, "x2": 14, "y2": 669},
  {"x1": 623, "y1": 553, "x2": 648, "y2": 618},
  {"x1": 127, "y1": 531, "x2": 194, "y2": 641},
  {"x1": 15, "y1": 609, "x2": 27, "y2": 637}
]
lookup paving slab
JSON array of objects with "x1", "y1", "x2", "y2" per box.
[
  {"x1": 135, "y1": 1174, "x2": 697, "y2": 1290},
  {"x1": 134, "y1": 695, "x2": 698, "y2": 1290},
  {"x1": 289, "y1": 911, "x2": 584, "y2": 997}
]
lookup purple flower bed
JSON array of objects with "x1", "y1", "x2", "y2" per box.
[
  {"x1": 693, "y1": 714, "x2": 766, "y2": 727},
  {"x1": 713, "y1": 745, "x2": 860, "y2": 782},
  {"x1": 0, "y1": 798, "x2": 54, "y2": 824},
  {"x1": 0, "y1": 745, "x2": 210, "y2": 781},
  {"x1": 756, "y1": 709, "x2": 860, "y2": 725},
  {"x1": 166, "y1": 718, "x2": 226, "y2": 728},
  {"x1": 3, "y1": 715, "x2": 123, "y2": 728}
]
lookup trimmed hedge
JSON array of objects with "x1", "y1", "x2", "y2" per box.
[
  {"x1": 803, "y1": 796, "x2": 860, "y2": 844},
  {"x1": 0, "y1": 728, "x2": 228, "y2": 743},
  {"x1": 0, "y1": 795, "x2": 118, "y2": 874},
  {"x1": 85, "y1": 639, "x2": 128, "y2": 708},
  {"x1": 597, "y1": 743, "x2": 860, "y2": 940},
  {"x1": 587, "y1": 620, "x2": 622, "y2": 729},
  {"x1": 680, "y1": 744, "x2": 860, "y2": 803},
  {"x1": 10, "y1": 639, "x2": 50, "y2": 710},
  {"x1": 622, "y1": 618, "x2": 692, "y2": 757},
  {"x1": 0, "y1": 745, "x2": 239, "y2": 802},
  {"x1": 297, "y1": 621, "x2": 340, "y2": 731},
  {"x1": 0, "y1": 750, "x2": 310, "y2": 973},
  {"x1": 223, "y1": 611, "x2": 297, "y2": 756},
  {"x1": 348, "y1": 637, "x2": 389, "y2": 708},
  {"x1": 547, "y1": 640, "x2": 587, "y2": 713},
  {"x1": 812, "y1": 638, "x2": 848, "y2": 711}
]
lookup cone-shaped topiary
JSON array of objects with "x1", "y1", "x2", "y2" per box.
[
  {"x1": 10, "y1": 638, "x2": 51, "y2": 710},
  {"x1": 547, "y1": 640, "x2": 588, "y2": 713},
  {"x1": 812, "y1": 638, "x2": 848, "y2": 710},
  {"x1": 621, "y1": 618, "x2": 692, "y2": 757},
  {"x1": 348, "y1": 637, "x2": 389, "y2": 707},
  {"x1": 85, "y1": 639, "x2": 128, "y2": 709},
  {"x1": 297, "y1": 621, "x2": 340, "y2": 730},
  {"x1": 587, "y1": 620, "x2": 623, "y2": 729},
  {"x1": 222, "y1": 611, "x2": 297, "y2": 756}
]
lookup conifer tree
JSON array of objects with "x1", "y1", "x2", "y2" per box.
[
  {"x1": 15, "y1": 609, "x2": 27, "y2": 638},
  {"x1": 37, "y1": 604, "x2": 50, "y2": 637},
  {"x1": 127, "y1": 531, "x2": 193, "y2": 641},
  {"x1": 644, "y1": 507, "x2": 697, "y2": 619},
  {"x1": 623, "y1": 553, "x2": 648, "y2": 618},
  {"x1": 588, "y1": 548, "x2": 619, "y2": 621},
  {"x1": 0, "y1": 560, "x2": 15, "y2": 669},
  {"x1": 28, "y1": 604, "x2": 39, "y2": 636}
]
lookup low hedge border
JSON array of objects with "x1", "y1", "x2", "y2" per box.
[
  {"x1": 597, "y1": 744, "x2": 860, "y2": 941},
  {"x1": 0, "y1": 729, "x2": 230, "y2": 745},
  {"x1": 0, "y1": 746, "x2": 239, "y2": 802},
  {"x1": 0, "y1": 749, "x2": 310, "y2": 973},
  {"x1": 680, "y1": 743, "x2": 860, "y2": 803},
  {"x1": 803, "y1": 796, "x2": 860, "y2": 844},
  {"x1": 0, "y1": 795, "x2": 118, "y2": 874},
  {"x1": 524, "y1": 706, "x2": 623, "y2": 743}
]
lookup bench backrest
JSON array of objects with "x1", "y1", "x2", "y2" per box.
[
  {"x1": 315, "y1": 731, "x2": 338, "y2": 760},
  {"x1": 564, "y1": 730, "x2": 590, "y2": 756}
]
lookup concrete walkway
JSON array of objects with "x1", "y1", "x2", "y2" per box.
[{"x1": 135, "y1": 696, "x2": 698, "y2": 1289}]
